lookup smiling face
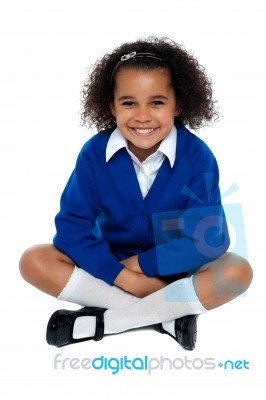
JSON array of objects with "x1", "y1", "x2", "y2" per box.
[{"x1": 111, "y1": 68, "x2": 180, "y2": 162}]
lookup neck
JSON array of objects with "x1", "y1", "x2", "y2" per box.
[{"x1": 127, "y1": 141, "x2": 161, "y2": 163}]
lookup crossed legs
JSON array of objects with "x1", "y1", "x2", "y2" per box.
[{"x1": 19, "y1": 244, "x2": 253, "y2": 344}]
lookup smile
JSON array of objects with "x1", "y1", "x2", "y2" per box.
[{"x1": 132, "y1": 128, "x2": 157, "y2": 136}]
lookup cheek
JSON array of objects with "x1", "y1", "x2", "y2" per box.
[
  {"x1": 158, "y1": 110, "x2": 176, "y2": 124},
  {"x1": 115, "y1": 110, "x2": 131, "y2": 123},
  {"x1": 115, "y1": 113, "x2": 124, "y2": 123}
]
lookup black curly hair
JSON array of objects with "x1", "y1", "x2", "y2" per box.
[{"x1": 81, "y1": 36, "x2": 218, "y2": 131}]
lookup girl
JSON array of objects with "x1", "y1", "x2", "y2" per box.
[{"x1": 19, "y1": 37, "x2": 253, "y2": 350}]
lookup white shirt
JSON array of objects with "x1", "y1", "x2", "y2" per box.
[{"x1": 106, "y1": 126, "x2": 177, "y2": 198}]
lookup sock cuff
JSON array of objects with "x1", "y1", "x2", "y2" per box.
[
  {"x1": 57, "y1": 266, "x2": 82, "y2": 301},
  {"x1": 190, "y1": 275, "x2": 206, "y2": 314},
  {"x1": 163, "y1": 275, "x2": 206, "y2": 314}
]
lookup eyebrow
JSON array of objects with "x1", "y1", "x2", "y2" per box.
[{"x1": 118, "y1": 95, "x2": 169, "y2": 101}]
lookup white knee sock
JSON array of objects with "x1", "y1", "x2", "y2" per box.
[
  {"x1": 57, "y1": 268, "x2": 206, "y2": 339},
  {"x1": 104, "y1": 276, "x2": 206, "y2": 334},
  {"x1": 57, "y1": 267, "x2": 139, "y2": 339},
  {"x1": 58, "y1": 266, "x2": 138, "y2": 308}
]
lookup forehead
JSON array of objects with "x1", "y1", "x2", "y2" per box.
[{"x1": 113, "y1": 68, "x2": 173, "y2": 94}]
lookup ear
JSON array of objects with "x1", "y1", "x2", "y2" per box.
[
  {"x1": 174, "y1": 104, "x2": 182, "y2": 117},
  {"x1": 110, "y1": 102, "x2": 116, "y2": 118}
]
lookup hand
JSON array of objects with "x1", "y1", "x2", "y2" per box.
[
  {"x1": 120, "y1": 255, "x2": 142, "y2": 273},
  {"x1": 114, "y1": 268, "x2": 168, "y2": 298}
]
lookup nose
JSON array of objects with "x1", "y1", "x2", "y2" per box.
[{"x1": 134, "y1": 106, "x2": 152, "y2": 123}]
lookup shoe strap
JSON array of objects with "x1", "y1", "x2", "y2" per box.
[{"x1": 94, "y1": 309, "x2": 106, "y2": 341}]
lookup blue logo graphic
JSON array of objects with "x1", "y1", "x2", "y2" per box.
[{"x1": 152, "y1": 177, "x2": 248, "y2": 300}]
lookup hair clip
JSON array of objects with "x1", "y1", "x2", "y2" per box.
[{"x1": 121, "y1": 52, "x2": 137, "y2": 61}]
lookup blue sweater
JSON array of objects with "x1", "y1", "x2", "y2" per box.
[{"x1": 53, "y1": 126, "x2": 230, "y2": 285}]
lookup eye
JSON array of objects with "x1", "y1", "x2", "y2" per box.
[
  {"x1": 121, "y1": 101, "x2": 135, "y2": 107},
  {"x1": 151, "y1": 100, "x2": 164, "y2": 106}
]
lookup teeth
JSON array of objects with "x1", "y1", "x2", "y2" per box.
[{"x1": 134, "y1": 129, "x2": 154, "y2": 134}]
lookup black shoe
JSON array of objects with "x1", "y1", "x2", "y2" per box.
[
  {"x1": 46, "y1": 307, "x2": 106, "y2": 347},
  {"x1": 154, "y1": 314, "x2": 198, "y2": 351}
]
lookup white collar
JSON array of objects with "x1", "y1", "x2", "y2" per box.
[{"x1": 106, "y1": 126, "x2": 177, "y2": 167}]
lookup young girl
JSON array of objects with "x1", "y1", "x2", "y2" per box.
[{"x1": 19, "y1": 36, "x2": 253, "y2": 350}]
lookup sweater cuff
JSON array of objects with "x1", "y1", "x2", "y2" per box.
[
  {"x1": 95, "y1": 258, "x2": 125, "y2": 285},
  {"x1": 138, "y1": 250, "x2": 158, "y2": 277}
]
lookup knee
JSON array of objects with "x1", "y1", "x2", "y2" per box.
[
  {"x1": 19, "y1": 245, "x2": 47, "y2": 284},
  {"x1": 222, "y1": 253, "x2": 253, "y2": 293}
]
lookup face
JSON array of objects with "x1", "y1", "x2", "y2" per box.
[{"x1": 111, "y1": 68, "x2": 180, "y2": 162}]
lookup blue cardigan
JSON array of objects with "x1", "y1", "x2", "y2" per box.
[{"x1": 53, "y1": 126, "x2": 230, "y2": 285}]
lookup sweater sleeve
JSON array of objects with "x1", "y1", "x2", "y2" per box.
[
  {"x1": 138, "y1": 147, "x2": 230, "y2": 277},
  {"x1": 53, "y1": 149, "x2": 124, "y2": 285}
]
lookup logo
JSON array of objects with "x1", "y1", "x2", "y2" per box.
[
  {"x1": 152, "y1": 178, "x2": 248, "y2": 300},
  {"x1": 53, "y1": 354, "x2": 250, "y2": 374}
]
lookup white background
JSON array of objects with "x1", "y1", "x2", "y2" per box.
[{"x1": 1, "y1": 0, "x2": 265, "y2": 398}]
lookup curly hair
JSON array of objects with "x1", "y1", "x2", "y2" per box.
[{"x1": 81, "y1": 36, "x2": 218, "y2": 131}]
